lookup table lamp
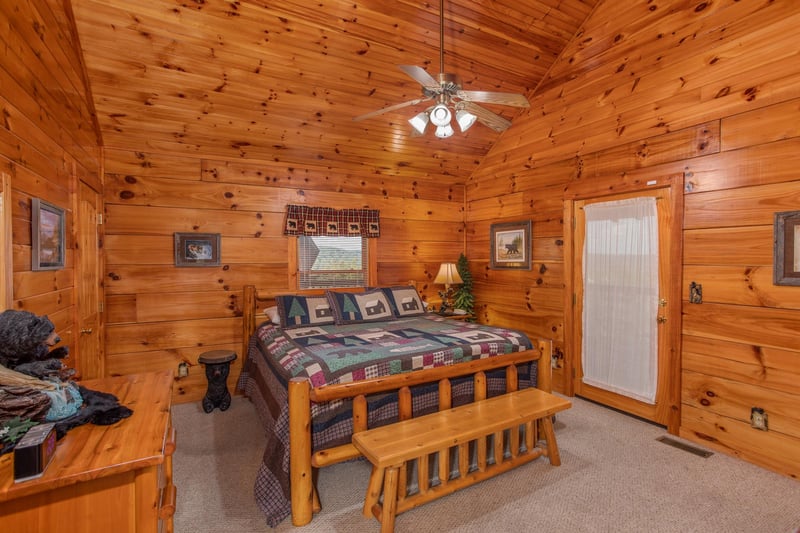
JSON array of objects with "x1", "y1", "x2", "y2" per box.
[{"x1": 433, "y1": 262, "x2": 463, "y2": 313}]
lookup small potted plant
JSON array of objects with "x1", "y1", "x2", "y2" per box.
[{"x1": 452, "y1": 253, "x2": 474, "y2": 317}]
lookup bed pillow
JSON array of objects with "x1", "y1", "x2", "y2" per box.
[
  {"x1": 326, "y1": 288, "x2": 396, "y2": 325},
  {"x1": 275, "y1": 294, "x2": 335, "y2": 329},
  {"x1": 380, "y1": 285, "x2": 426, "y2": 317},
  {"x1": 264, "y1": 306, "x2": 280, "y2": 325}
]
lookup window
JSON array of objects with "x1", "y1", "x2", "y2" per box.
[{"x1": 297, "y1": 235, "x2": 368, "y2": 289}]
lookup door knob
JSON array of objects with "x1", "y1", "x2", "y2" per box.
[{"x1": 80, "y1": 328, "x2": 93, "y2": 334}]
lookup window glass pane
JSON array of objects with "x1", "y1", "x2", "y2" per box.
[{"x1": 298, "y1": 236, "x2": 367, "y2": 289}]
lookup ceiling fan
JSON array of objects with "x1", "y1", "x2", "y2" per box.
[{"x1": 353, "y1": 0, "x2": 530, "y2": 137}]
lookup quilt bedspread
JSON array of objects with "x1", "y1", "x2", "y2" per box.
[{"x1": 254, "y1": 314, "x2": 533, "y2": 388}]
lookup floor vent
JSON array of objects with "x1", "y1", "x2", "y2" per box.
[{"x1": 656, "y1": 436, "x2": 713, "y2": 458}]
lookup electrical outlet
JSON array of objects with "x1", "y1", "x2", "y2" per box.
[
  {"x1": 177, "y1": 361, "x2": 189, "y2": 378},
  {"x1": 750, "y1": 407, "x2": 768, "y2": 431}
]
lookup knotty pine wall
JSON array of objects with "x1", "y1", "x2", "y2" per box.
[
  {"x1": 1, "y1": 1, "x2": 101, "y2": 371},
  {"x1": 466, "y1": 1, "x2": 800, "y2": 478},
  {"x1": 102, "y1": 150, "x2": 465, "y2": 402}
]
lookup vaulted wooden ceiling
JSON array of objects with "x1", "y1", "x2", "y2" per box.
[{"x1": 71, "y1": 0, "x2": 599, "y2": 184}]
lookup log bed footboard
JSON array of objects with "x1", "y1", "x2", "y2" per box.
[{"x1": 287, "y1": 343, "x2": 553, "y2": 526}]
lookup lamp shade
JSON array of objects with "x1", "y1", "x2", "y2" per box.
[
  {"x1": 408, "y1": 111, "x2": 429, "y2": 134},
  {"x1": 456, "y1": 109, "x2": 477, "y2": 132},
  {"x1": 429, "y1": 104, "x2": 452, "y2": 127},
  {"x1": 434, "y1": 124, "x2": 454, "y2": 138},
  {"x1": 434, "y1": 263, "x2": 463, "y2": 286}
]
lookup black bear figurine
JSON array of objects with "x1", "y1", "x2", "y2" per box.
[{"x1": 198, "y1": 350, "x2": 237, "y2": 413}]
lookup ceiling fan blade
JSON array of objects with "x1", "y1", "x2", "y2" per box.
[
  {"x1": 457, "y1": 90, "x2": 530, "y2": 108},
  {"x1": 398, "y1": 65, "x2": 440, "y2": 90},
  {"x1": 352, "y1": 97, "x2": 431, "y2": 122},
  {"x1": 461, "y1": 102, "x2": 513, "y2": 132}
]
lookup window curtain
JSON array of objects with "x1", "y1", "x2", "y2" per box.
[
  {"x1": 283, "y1": 205, "x2": 380, "y2": 238},
  {"x1": 581, "y1": 197, "x2": 658, "y2": 404}
]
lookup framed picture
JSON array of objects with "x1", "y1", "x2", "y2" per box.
[
  {"x1": 31, "y1": 198, "x2": 65, "y2": 271},
  {"x1": 174, "y1": 232, "x2": 221, "y2": 267},
  {"x1": 490, "y1": 220, "x2": 532, "y2": 270},
  {"x1": 774, "y1": 210, "x2": 800, "y2": 286}
]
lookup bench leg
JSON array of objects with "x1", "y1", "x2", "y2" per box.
[
  {"x1": 539, "y1": 416, "x2": 561, "y2": 466},
  {"x1": 380, "y1": 466, "x2": 400, "y2": 533},
  {"x1": 364, "y1": 465, "x2": 384, "y2": 518}
]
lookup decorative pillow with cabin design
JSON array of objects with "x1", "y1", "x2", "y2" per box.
[
  {"x1": 380, "y1": 286, "x2": 426, "y2": 317},
  {"x1": 326, "y1": 288, "x2": 396, "y2": 325},
  {"x1": 275, "y1": 295, "x2": 335, "y2": 329}
]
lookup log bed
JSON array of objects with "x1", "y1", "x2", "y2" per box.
[{"x1": 239, "y1": 284, "x2": 554, "y2": 527}]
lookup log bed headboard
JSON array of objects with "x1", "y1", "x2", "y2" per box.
[{"x1": 241, "y1": 285, "x2": 366, "y2": 365}]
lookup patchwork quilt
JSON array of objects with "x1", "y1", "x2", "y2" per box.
[{"x1": 254, "y1": 314, "x2": 533, "y2": 388}]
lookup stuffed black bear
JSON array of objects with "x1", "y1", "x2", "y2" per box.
[
  {"x1": 0, "y1": 310, "x2": 69, "y2": 373},
  {"x1": 0, "y1": 309, "x2": 132, "y2": 442}
]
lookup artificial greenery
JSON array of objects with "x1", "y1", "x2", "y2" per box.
[
  {"x1": 452, "y1": 253, "x2": 474, "y2": 315},
  {"x1": 0, "y1": 417, "x2": 37, "y2": 445}
]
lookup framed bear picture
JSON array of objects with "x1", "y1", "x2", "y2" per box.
[{"x1": 489, "y1": 220, "x2": 531, "y2": 270}]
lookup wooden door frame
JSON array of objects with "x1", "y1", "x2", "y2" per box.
[
  {"x1": 75, "y1": 179, "x2": 105, "y2": 378},
  {"x1": 563, "y1": 173, "x2": 684, "y2": 434},
  {"x1": 0, "y1": 173, "x2": 12, "y2": 309}
]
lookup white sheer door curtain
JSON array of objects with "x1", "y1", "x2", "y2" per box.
[{"x1": 581, "y1": 197, "x2": 659, "y2": 404}]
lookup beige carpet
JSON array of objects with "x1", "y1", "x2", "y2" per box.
[{"x1": 172, "y1": 395, "x2": 799, "y2": 532}]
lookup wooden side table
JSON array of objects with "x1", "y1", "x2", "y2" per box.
[{"x1": 0, "y1": 371, "x2": 176, "y2": 533}]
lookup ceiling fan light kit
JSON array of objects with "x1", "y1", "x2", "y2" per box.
[{"x1": 353, "y1": 0, "x2": 530, "y2": 138}]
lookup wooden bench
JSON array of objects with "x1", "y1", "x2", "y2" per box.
[{"x1": 351, "y1": 387, "x2": 572, "y2": 533}]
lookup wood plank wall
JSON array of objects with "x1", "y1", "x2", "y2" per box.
[
  {"x1": 8, "y1": 0, "x2": 796, "y2": 481},
  {"x1": 0, "y1": 1, "x2": 100, "y2": 371},
  {"x1": 465, "y1": 1, "x2": 800, "y2": 478},
  {"x1": 102, "y1": 151, "x2": 465, "y2": 402}
]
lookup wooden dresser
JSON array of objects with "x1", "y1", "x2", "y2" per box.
[{"x1": 0, "y1": 371, "x2": 176, "y2": 533}]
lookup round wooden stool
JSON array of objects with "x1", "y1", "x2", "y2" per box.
[{"x1": 198, "y1": 349, "x2": 237, "y2": 413}]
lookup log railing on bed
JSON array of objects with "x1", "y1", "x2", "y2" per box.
[{"x1": 241, "y1": 285, "x2": 553, "y2": 526}]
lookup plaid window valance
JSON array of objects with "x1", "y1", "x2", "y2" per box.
[{"x1": 283, "y1": 204, "x2": 380, "y2": 238}]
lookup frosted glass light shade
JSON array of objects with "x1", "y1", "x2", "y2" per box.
[
  {"x1": 456, "y1": 110, "x2": 477, "y2": 132},
  {"x1": 429, "y1": 104, "x2": 452, "y2": 127},
  {"x1": 408, "y1": 112, "x2": 429, "y2": 134},
  {"x1": 434, "y1": 124, "x2": 454, "y2": 138}
]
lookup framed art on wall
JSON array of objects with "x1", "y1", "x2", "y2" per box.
[
  {"x1": 774, "y1": 210, "x2": 800, "y2": 286},
  {"x1": 174, "y1": 232, "x2": 221, "y2": 267},
  {"x1": 31, "y1": 198, "x2": 65, "y2": 271},
  {"x1": 490, "y1": 220, "x2": 532, "y2": 270}
]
